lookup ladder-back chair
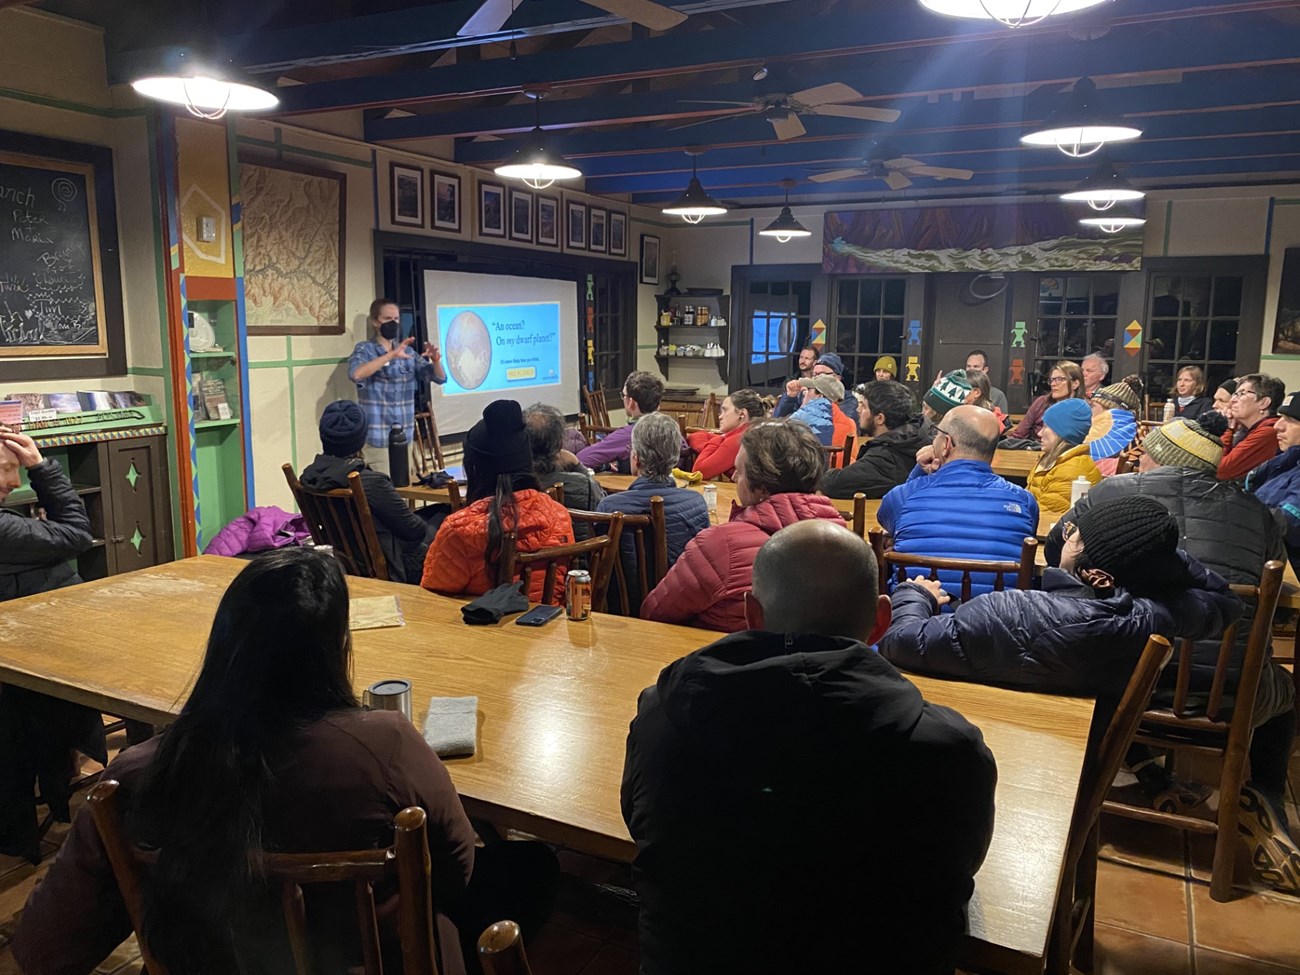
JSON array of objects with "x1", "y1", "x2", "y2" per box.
[
  {"x1": 412, "y1": 411, "x2": 446, "y2": 476},
  {"x1": 283, "y1": 464, "x2": 389, "y2": 580},
  {"x1": 580, "y1": 388, "x2": 617, "y2": 445},
  {"x1": 496, "y1": 514, "x2": 624, "y2": 610},
  {"x1": 869, "y1": 530, "x2": 1038, "y2": 601},
  {"x1": 567, "y1": 498, "x2": 667, "y2": 617}
]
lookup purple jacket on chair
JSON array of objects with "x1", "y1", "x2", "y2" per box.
[{"x1": 203, "y1": 506, "x2": 311, "y2": 557}]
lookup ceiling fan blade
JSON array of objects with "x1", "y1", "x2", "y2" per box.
[
  {"x1": 769, "y1": 113, "x2": 806, "y2": 141},
  {"x1": 790, "y1": 82, "x2": 862, "y2": 107},
  {"x1": 909, "y1": 165, "x2": 974, "y2": 180},
  {"x1": 885, "y1": 171, "x2": 913, "y2": 191},
  {"x1": 808, "y1": 168, "x2": 869, "y2": 183},
  {"x1": 677, "y1": 99, "x2": 758, "y2": 107},
  {"x1": 457, "y1": 0, "x2": 514, "y2": 36},
  {"x1": 884, "y1": 157, "x2": 923, "y2": 169},
  {"x1": 668, "y1": 114, "x2": 744, "y2": 132},
  {"x1": 812, "y1": 104, "x2": 901, "y2": 123},
  {"x1": 580, "y1": 0, "x2": 688, "y2": 31}
]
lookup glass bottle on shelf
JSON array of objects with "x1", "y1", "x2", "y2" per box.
[{"x1": 683, "y1": 306, "x2": 694, "y2": 326}]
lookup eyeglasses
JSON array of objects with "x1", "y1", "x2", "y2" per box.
[
  {"x1": 1048, "y1": 376, "x2": 1068, "y2": 385},
  {"x1": 1231, "y1": 388, "x2": 1257, "y2": 399},
  {"x1": 933, "y1": 427, "x2": 953, "y2": 445}
]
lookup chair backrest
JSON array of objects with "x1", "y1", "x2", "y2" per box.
[
  {"x1": 1158, "y1": 560, "x2": 1284, "y2": 724},
  {"x1": 583, "y1": 386, "x2": 611, "y2": 429},
  {"x1": 283, "y1": 464, "x2": 389, "y2": 580},
  {"x1": 503, "y1": 514, "x2": 624, "y2": 609},
  {"x1": 568, "y1": 498, "x2": 667, "y2": 616},
  {"x1": 849, "y1": 492, "x2": 868, "y2": 539},
  {"x1": 545, "y1": 482, "x2": 565, "y2": 505},
  {"x1": 412, "y1": 412, "x2": 446, "y2": 476},
  {"x1": 85, "y1": 779, "x2": 441, "y2": 975},
  {"x1": 478, "y1": 920, "x2": 532, "y2": 975},
  {"x1": 868, "y1": 529, "x2": 1038, "y2": 600}
]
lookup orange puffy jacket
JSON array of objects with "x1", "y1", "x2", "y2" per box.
[
  {"x1": 421, "y1": 489, "x2": 574, "y2": 599},
  {"x1": 829, "y1": 403, "x2": 856, "y2": 468}
]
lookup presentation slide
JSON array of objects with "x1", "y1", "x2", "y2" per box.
[{"x1": 424, "y1": 269, "x2": 580, "y2": 435}]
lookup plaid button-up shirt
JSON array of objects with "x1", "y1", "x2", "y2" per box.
[{"x1": 348, "y1": 340, "x2": 443, "y2": 447}]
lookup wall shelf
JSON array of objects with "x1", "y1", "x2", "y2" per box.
[
  {"x1": 195, "y1": 418, "x2": 241, "y2": 430},
  {"x1": 190, "y1": 350, "x2": 236, "y2": 360}
]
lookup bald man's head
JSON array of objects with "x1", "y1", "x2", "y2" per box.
[
  {"x1": 749, "y1": 520, "x2": 889, "y2": 642},
  {"x1": 939, "y1": 405, "x2": 1001, "y2": 461}
]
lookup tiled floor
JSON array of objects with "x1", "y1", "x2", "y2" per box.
[{"x1": 1, "y1": 747, "x2": 1298, "y2": 973}]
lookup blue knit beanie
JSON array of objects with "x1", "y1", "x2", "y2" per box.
[
  {"x1": 320, "y1": 400, "x2": 368, "y2": 457},
  {"x1": 1043, "y1": 398, "x2": 1092, "y2": 445}
]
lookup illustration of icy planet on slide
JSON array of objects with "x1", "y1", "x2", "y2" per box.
[{"x1": 446, "y1": 310, "x2": 492, "y2": 390}]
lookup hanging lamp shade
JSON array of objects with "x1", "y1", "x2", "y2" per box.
[
  {"x1": 918, "y1": 0, "x2": 1110, "y2": 28},
  {"x1": 1059, "y1": 160, "x2": 1144, "y2": 211},
  {"x1": 1079, "y1": 202, "x2": 1145, "y2": 234},
  {"x1": 131, "y1": 48, "x2": 278, "y2": 120},
  {"x1": 493, "y1": 129, "x2": 582, "y2": 189},
  {"x1": 1021, "y1": 78, "x2": 1141, "y2": 158},
  {"x1": 663, "y1": 152, "x2": 727, "y2": 224},
  {"x1": 758, "y1": 182, "x2": 810, "y2": 242}
]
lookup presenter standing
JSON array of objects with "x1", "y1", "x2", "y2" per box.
[{"x1": 348, "y1": 298, "x2": 446, "y2": 475}]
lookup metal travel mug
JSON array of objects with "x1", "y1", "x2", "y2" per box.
[{"x1": 363, "y1": 679, "x2": 413, "y2": 720}]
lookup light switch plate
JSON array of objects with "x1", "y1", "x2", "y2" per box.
[{"x1": 198, "y1": 215, "x2": 217, "y2": 243}]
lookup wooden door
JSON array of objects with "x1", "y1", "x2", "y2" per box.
[{"x1": 104, "y1": 436, "x2": 174, "y2": 572}]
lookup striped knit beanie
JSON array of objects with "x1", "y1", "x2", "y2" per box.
[
  {"x1": 923, "y1": 370, "x2": 971, "y2": 418},
  {"x1": 1141, "y1": 418, "x2": 1223, "y2": 474},
  {"x1": 1093, "y1": 375, "x2": 1144, "y2": 414}
]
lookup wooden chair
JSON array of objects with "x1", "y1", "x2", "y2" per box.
[
  {"x1": 1047, "y1": 635, "x2": 1176, "y2": 975},
  {"x1": 821, "y1": 432, "x2": 854, "y2": 470},
  {"x1": 1102, "y1": 560, "x2": 1285, "y2": 902},
  {"x1": 869, "y1": 529, "x2": 1038, "y2": 601},
  {"x1": 848, "y1": 493, "x2": 868, "y2": 539},
  {"x1": 498, "y1": 514, "x2": 624, "y2": 610},
  {"x1": 580, "y1": 387, "x2": 617, "y2": 444},
  {"x1": 283, "y1": 464, "x2": 389, "y2": 580},
  {"x1": 545, "y1": 482, "x2": 565, "y2": 505},
  {"x1": 478, "y1": 920, "x2": 532, "y2": 975},
  {"x1": 412, "y1": 411, "x2": 446, "y2": 475},
  {"x1": 86, "y1": 779, "x2": 442, "y2": 975},
  {"x1": 568, "y1": 497, "x2": 668, "y2": 617}
]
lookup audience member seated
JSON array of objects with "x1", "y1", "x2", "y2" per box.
[
  {"x1": 820, "y1": 380, "x2": 931, "y2": 499},
  {"x1": 13, "y1": 548, "x2": 478, "y2": 975},
  {"x1": 0, "y1": 428, "x2": 100, "y2": 864},
  {"x1": 578, "y1": 371, "x2": 681, "y2": 474},
  {"x1": 874, "y1": 354, "x2": 898, "y2": 381},
  {"x1": 687, "y1": 389, "x2": 767, "y2": 481},
  {"x1": 1048, "y1": 417, "x2": 1297, "y2": 885},
  {"x1": 598, "y1": 412, "x2": 710, "y2": 612},
  {"x1": 964, "y1": 349, "x2": 1009, "y2": 412},
  {"x1": 1171, "y1": 365, "x2": 1214, "y2": 420},
  {"x1": 920, "y1": 370, "x2": 971, "y2": 424},
  {"x1": 964, "y1": 369, "x2": 1010, "y2": 431},
  {"x1": 1085, "y1": 375, "x2": 1143, "y2": 474},
  {"x1": 880, "y1": 496, "x2": 1242, "y2": 697},
  {"x1": 623, "y1": 520, "x2": 997, "y2": 975},
  {"x1": 1220, "y1": 373, "x2": 1283, "y2": 482},
  {"x1": 879, "y1": 405, "x2": 1039, "y2": 599},
  {"x1": 774, "y1": 353, "x2": 859, "y2": 423},
  {"x1": 523, "y1": 403, "x2": 605, "y2": 538},
  {"x1": 641, "y1": 420, "x2": 843, "y2": 632},
  {"x1": 301, "y1": 400, "x2": 436, "y2": 583},
  {"x1": 1082, "y1": 352, "x2": 1110, "y2": 400},
  {"x1": 1010, "y1": 360, "x2": 1083, "y2": 441},
  {"x1": 788, "y1": 375, "x2": 840, "y2": 446},
  {"x1": 1212, "y1": 378, "x2": 1237, "y2": 415},
  {"x1": 1027, "y1": 399, "x2": 1100, "y2": 514},
  {"x1": 1247, "y1": 390, "x2": 1300, "y2": 579},
  {"x1": 422, "y1": 400, "x2": 572, "y2": 598}
]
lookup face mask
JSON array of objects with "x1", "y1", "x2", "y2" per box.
[{"x1": 378, "y1": 320, "x2": 400, "y2": 340}]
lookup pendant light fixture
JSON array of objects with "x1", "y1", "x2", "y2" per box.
[
  {"x1": 1079, "y1": 204, "x2": 1145, "y2": 234},
  {"x1": 1021, "y1": 78, "x2": 1141, "y2": 158},
  {"x1": 918, "y1": 0, "x2": 1110, "y2": 28},
  {"x1": 758, "y1": 180, "x2": 811, "y2": 243},
  {"x1": 131, "y1": 47, "x2": 278, "y2": 120},
  {"x1": 493, "y1": 86, "x2": 582, "y2": 190},
  {"x1": 662, "y1": 149, "x2": 728, "y2": 224},
  {"x1": 1059, "y1": 159, "x2": 1144, "y2": 211}
]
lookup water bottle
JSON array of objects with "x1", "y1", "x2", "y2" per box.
[
  {"x1": 1163, "y1": 399, "x2": 1175, "y2": 423},
  {"x1": 388, "y1": 423, "x2": 410, "y2": 487},
  {"x1": 702, "y1": 482, "x2": 718, "y2": 523},
  {"x1": 1070, "y1": 476, "x2": 1091, "y2": 505}
]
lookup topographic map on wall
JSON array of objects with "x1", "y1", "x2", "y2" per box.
[{"x1": 239, "y1": 158, "x2": 345, "y2": 334}]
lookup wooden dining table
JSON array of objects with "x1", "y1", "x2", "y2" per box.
[{"x1": 0, "y1": 555, "x2": 1094, "y2": 975}]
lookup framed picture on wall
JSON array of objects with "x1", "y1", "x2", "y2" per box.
[
  {"x1": 431, "y1": 171, "x2": 461, "y2": 232},
  {"x1": 390, "y1": 163, "x2": 424, "y2": 227},
  {"x1": 509, "y1": 187, "x2": 534, "y2": 242},
  {"x1": 589, "y1": 208, "x2": 607, "y2": 253},
  {"x1": 566, "y1": 199, "x2": 587, "y2": 250},
  {"x1": 478, "y1": 180, "x2": 506, "y2": 238},
  {"x1": 535, "y1": 194, "x2": 559, "y2": 248},
  {"x1": 608, "y1": 211, "x2": 627, "y2": 256},
  {"x1": 640, "y1": 234, "x2": 661, "y2": 286}
]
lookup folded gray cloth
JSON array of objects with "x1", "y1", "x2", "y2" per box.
[{"x1": 423, "y1": 696, "x2": 478, "y2": 757}]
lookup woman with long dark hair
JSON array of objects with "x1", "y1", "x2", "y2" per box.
[
  {"x1": 12, "y1": 548, "x2": 476, "y2": 975},
  {"x1": 421, "y1": 400, "x2": 573, "y2": 598}
]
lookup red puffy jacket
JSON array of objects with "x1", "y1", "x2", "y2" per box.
[
  {"x1": 688, "y1": 424, "x2": 746, "y2": 481},
  {"x1": 640, "y1": 492, "x2": 846, "y2": 633}
]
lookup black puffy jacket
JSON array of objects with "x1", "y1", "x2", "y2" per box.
[
  {"x1": 880, "y1": 553, "x2": 1242, "y2": 697},
  {"x1": 0, "y1": 458, "x2": 94, "y2": 602},
  {"x1": 819, "y1": 416, "x2": 932, "y2": 499},
  {"x1": 1045, "y1": 468, "x2": 1284, "y2": 695}
]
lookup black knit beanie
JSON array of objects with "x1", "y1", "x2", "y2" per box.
[
  {"x1": 464, "y1": 400, "x2": 533, "y2": 482},
  {"x1": 319, "y1": 400, "x2": 368, "y2": 457},
  {"x1": 1075, "y1": 495, "x2": 1187, "y2": 594}
]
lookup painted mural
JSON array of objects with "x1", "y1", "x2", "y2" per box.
[{"x1": 823, "y1": 203, "x2": 1142, "y2": 274}]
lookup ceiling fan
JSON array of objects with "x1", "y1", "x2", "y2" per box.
[
  {"x1": 459, "y1": 0, "x2": 687, "y2": 36},
  {"x1": 673, "y1": 83, "x2": 901, "y2": 141},
  {"x1": 808, "y1": 153, "x2": 974, "y2": 189}
]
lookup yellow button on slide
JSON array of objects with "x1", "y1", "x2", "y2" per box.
[{"x1": 506, "y1": 367, "x2": 536, "y2": 381}]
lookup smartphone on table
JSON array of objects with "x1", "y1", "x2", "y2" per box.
[{"x1": 515, "y1": 604, "x2": 563, "y2": 626}]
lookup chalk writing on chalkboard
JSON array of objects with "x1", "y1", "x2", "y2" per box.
[{"x1": 0, "y1": 152, "x2": 107, "y2": 356}]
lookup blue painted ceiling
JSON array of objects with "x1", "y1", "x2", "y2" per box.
[{"x1": 44, "y1": 0, "x2": 1300, "y2": 210}]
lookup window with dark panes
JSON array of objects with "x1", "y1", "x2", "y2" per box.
[
  {"x1": 830, "y1": 277, "x2": 907, "y2": 391},
  {"x1": 589, "y1": 271, "x2": 633, "y2": 401},
  {"x1": 1145, "y1": 274, "x2": 1243, "y2": 403},
  {"x1": 745, "y1": 279, "x2": 811, "y2": 393},
  {"x1": 1032, "y1": 274, "x2": 1118, "y2": 396}
]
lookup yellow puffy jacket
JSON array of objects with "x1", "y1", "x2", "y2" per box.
[{"x1": 1027, "y1": 442, "x2": 1103, "y2": 515}]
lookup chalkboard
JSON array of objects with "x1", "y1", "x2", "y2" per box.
[{"x1": 0, "y1": 151, "x2": 107, "y2": 356}]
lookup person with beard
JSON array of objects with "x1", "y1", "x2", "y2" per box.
[
  {"x1": 348, "y1": 298, "x2": 446, "y2": 475},
  {"x1": 819, "y1": 380, "x2": 932, "y2": 499}
]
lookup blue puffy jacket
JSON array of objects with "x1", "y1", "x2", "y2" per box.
[
  {"x1": 879, "y1": 552, "x2": 1243, "y2": 696},
  {"x1": 788, "y1": 398, "x2": 834, "y2": 446},
  {"x1": 775, "y1": 388, "x2": 859, "y2": 424},
  {"x1": 878, "y1": 460, "x2": 1039, "y2": 598},
  {"x1": 1246, "y1": 445, "x2": 1300, "y2": 577}
]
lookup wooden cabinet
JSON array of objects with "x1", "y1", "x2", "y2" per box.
[{"x1": 654, "y1": 293, "x2": 731, "y2": 383}]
